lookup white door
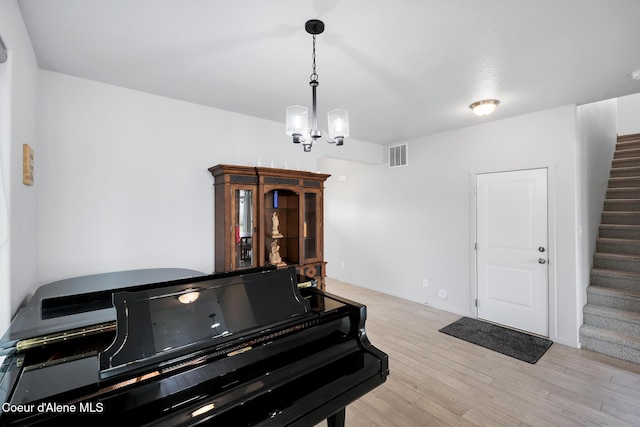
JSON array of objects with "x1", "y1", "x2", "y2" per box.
[{"x1": 476, "y1": 168, "x2": 548, "y2": 336}]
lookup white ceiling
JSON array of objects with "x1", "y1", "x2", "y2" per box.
[{"x1": 17, "y1": 0, "x2": 640, "y2": 145}]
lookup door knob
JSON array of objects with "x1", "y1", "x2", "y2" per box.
[
  {"x1": 538, "y1": 247, "x2": 545, "y2": 252},
  {"x1": 538, "y1": 258, "x2": 547, "y2": 264}
]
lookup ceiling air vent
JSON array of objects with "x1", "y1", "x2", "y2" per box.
[{"x1": 389, "y1": 143, "x2": 408, "y2": 168}]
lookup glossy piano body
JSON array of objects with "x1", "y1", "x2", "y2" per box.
[{"x1": 0, "y1": 266, "x2": 388, "y2": 426}]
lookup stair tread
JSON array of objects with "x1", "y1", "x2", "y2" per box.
[
  {"x1": 593, "y1": 252, "x2": 640, "y2": 260},
  {"x1": 595, "y1": 238, "x2": 640, "y2": 253},
  {"x1": 617, "y1": 132, "x2": 640, "y2": 140},
  {"x1": 580, "y1": 324, "x2": 640, "y2": 347},
  {"x1": 615, "y1": 148, "x2": 640, "y2": 154},
  {"x1": 588, "y1": 285, "x2": 640, "y2": 299},
  {"x1": 607, "y1": 177, "x2": 640, "y2": 182},
  {"x1": 607, "y1": 193, "x2": 640, "y2": 198},
  {"x1": 602, "y1": 210, "x2": 640, "y2": 216},
  {"x1": 600, "y1": 224, "x2": 640, "y2": 229},
  {"x1": 610, "y1": 169, "x2": 640, "y2": 175},
  {"x1": 592, "y1": 268, "x2": 640, "y2": 279},
  {"x1": 596, "y1": 237, "x2": 640, "y2": 243},
  {"x1": 607, "y1": 195, "x2": 640, "y2": 200},
  {"x1": 584, "y1": 304, "x2": 640, "y2": 321},
  {"x1": 612, "y1": 156, "x2": 640, "y2": 161},
  {"x1": 616, "y1": 150, "x2": 640, "y2": 154},
  {"x1": 604, "y1": 206, "x2": 640, "y2": 212},
  {"x1": 608, "y1": 181, "x2": 640, "y2": 187}
]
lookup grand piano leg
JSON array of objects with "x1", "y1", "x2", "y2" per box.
[{"x1": 327, "y1": 407, "x2": 346, "y2": 427}]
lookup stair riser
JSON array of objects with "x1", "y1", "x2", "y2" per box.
[
  {"x1": 594, "y1": 256, "x2": 640, "y2": 273},
  {"x1": 580, "y1": 335, "x2": 640, "y2": 364},
  {"x1": 601, "y1": 212, "x2": 640, "y2": 225},
  {"x1": 583, "y1": 312, "x2": 640, "y2": 339},
  {"x1": 608, "y1": 178, "x2": 640, "y2": 188},
  {"x1": 612, "y1": 157, "x2": 640, "y2": 168},
  {"x1": 603, "y1": 200, "x2": 640, "y2": 211},
  {"x1": 587, "y1": 291, "x2": 640, "y2": 312},
  {"x1": 591, "y1": 271, "x2": 640, "y2": 291},
  {"x1": 614, "y1": 148, "x2": 640, "y2": 159},
  {"x1": 599, "y1": 226, "x2": 640, "y2": 240},
  {"x1": 596, "y1": 240, "x2": 640, "y2": 256},
  {"x1": 610, "y1": 167, "x2": 640, "y2": 178},
  {"x1": 607, "y1": 189, "x2": 640, "y2": 199}
]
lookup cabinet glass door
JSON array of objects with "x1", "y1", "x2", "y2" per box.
[
  {"x1": 235, "y1": 189, "x2": 254, "y2": 268},
  {"x1": 303, "y1": 192, "x2": 319, "y2": 261}
]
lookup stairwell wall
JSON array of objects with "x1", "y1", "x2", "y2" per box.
[
  {"x1": 618, "y1": 93, "x2": 640, "y2": 136},
  {"x1": 575, "y1": 99, "x2": 618, "y2": 338}
]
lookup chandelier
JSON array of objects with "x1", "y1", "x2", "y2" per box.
[{"x1": 286, "y1": 20, "x2": 349, "y2": 152}]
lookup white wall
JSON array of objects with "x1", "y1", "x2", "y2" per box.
[
  {"x1": 575, "y1": 99, "x2": 618, "y2": 328},
  {"x1": 36, "y1": 70, "x2": 380, "y2": 287},
  {"x1": 617, "y1": 93, "x2": 640, "y2": 136},
  {"x1": 320, "y1": 105, "x2": 581, "y2": 346},
  {"x1": 0, "y1": 34, "x2": 10, "y2": 333},
  {"x1": 0, "y1": 0, "x2": 39, "y2": 324}
]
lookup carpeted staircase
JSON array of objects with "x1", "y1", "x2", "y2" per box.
[{"x1": 580, "y1": 133, "x2": 640, "y2": 364}]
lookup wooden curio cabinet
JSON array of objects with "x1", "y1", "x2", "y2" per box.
[
  {"x1": 209, "y1": 164, "x2": 330, "y2": 288},
  {"x1": 209, "y1": 165, "x2": 258, "y2": 273}
]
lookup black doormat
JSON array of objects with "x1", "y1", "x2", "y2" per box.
[{"x1": 439, "y1": 317, "x2": 552, "y2": 364}]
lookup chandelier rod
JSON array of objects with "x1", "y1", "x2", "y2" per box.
[{"x1": 310, "y1": 32, "x2": 320, "y2": 140}]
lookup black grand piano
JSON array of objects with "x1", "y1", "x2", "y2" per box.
[{"x1": 0, "y1": 266, "x2": 388, "y2": 426}]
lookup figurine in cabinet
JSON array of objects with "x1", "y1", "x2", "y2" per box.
[
  {"x1": 271, "y1": 212, "x2": 283, "y2": 238},
  {"x1": 269, "y1": 239, "x2": 286, "y2": 267}
]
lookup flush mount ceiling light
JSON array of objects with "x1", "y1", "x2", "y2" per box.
[
  {"x1": 286, "y1": 19, "x2": 349, "y2": 152},
  {"x1": 469, "y1": 99, "x2": 500, "y2": 116},
  {"x1": 631, "y1": 69, "x2": 640, "y2": 80}
]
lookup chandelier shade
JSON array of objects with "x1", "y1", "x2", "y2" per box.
[
  {"x1": 286, "y1": 20, "x2": 348, "y2": 152},
  {"x1": 327, "y1": 109, "x2": 349, "y2": 145},
  {"x1": 285, "y1": 105, "x2": 309, "y2": 143}
]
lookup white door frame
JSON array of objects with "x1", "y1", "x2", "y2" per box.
[{"x1": 469, "y1": 166, "x2": 558, "y2": 339}]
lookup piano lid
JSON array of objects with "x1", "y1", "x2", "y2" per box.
[
  {"x1": 0, "y1": 268, "x2": 207, "y2": 354},
  {"x1": 99, "y1": 266, "x2": 310, "y2": 379}
]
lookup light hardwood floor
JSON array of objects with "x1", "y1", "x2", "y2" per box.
[{"x1": 315, "y1": 278, "x2": 640, "y2": 427}]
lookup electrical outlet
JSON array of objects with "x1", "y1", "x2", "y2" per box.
[
  {"x1": 422, "y1": 278, "x2": 428, "y2": 288},
  {"x1": 340, "y1": 261, "x2": 345, "y2": 268}
]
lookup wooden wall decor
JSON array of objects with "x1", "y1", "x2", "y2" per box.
[{"x1": 23, "y1": 144, "x2": 34, "y2": 186}]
